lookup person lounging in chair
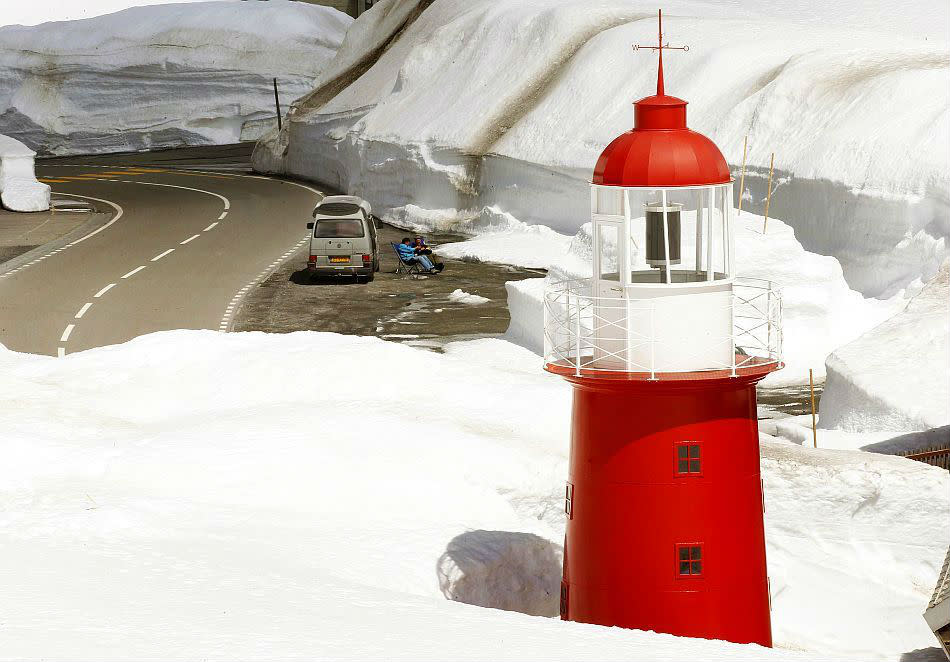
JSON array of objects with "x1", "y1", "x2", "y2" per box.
[
  {"x1": 412, "y1": 236, "x2": 444, "y2": 269},
  {"x1": 397, "y1": 237, "x2": 443, "y2": 273},
  {"x1": 412, "y1": 236, "x2": 433, "y2": 255}
]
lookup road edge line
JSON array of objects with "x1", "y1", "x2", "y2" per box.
[{"x1": 0, "y1": 194, "x2": 123, "y2": 278}]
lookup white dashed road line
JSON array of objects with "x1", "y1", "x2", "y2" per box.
[
  {"x1": 48, "y1": 180, "x2": 233, "y2": 357},
  {"x1": 217, "y1": 232, "x2": 313, "y2": 333},
  {"x1": 41, "y1": 170, "x2": 321, "y2": 356},
  {"x1": 94, "y1": 283, "x2": 116, "y2": 298}
]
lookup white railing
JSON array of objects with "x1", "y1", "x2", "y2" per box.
[{"x1": 543, "y1": 277, "x2": 782, "y2": 378}]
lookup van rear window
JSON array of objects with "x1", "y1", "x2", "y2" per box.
[{"x1": 315, "y1": 219, "x2": 365, "y2": 238}]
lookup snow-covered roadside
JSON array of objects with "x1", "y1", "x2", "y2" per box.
[
  {"x1": 0, "y1": 330, "x2": 946, "y2": 659},
  {"x1": 0, "y1": 1, "x2": 351, "y2": 155},
  {"x1": 473, "y1": 210, "x2": 902, "y2": 387},
  {"x1": 820, "y1": 262, "x2": 949, "y2": 433},
  {"x1": 0, "y1": 132, "x2": 48, "y2": 211},
  {"x1": 255, "y1": 0, "x2": 949, "y2": 299}
]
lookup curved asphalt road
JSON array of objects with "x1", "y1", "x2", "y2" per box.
[{"x1": 0, "y1": 162, "x2": 321, "y2": 356}]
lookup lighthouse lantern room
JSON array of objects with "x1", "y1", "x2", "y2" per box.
[{"x1": 544, "y1": 10, "x2": 783, "y2": 647}]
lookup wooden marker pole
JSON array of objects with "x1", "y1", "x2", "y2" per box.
[
  {"x1": 763, "y1": 152, "x2": 775, "y2": 233},
  {"x1": 809, "y1": 368, "x2": 818, "y2": 448},
  {"x1": 737, "y1": 134, "x2": 748, "y2": 216},
  {"x1": 273, "y1": 77, "x2": 282, "y2": 132}
]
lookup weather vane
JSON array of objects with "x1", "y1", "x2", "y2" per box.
[{"x1": 633, "y1": 9, "x2": 689, "y2": 96}]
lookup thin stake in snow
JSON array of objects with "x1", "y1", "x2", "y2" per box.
[
  {"x1": 809, "y1": 368, "x2": 818, "y2": 448},
  {"x1": 273, "y1": 78, "x2": 282, "y2": 132},
  {"x1": 737, "y1": 135, "x2": 748, "y2": 216},
  {"x1": 763, "y1": 152, "x2": 775, "y2": 233}
]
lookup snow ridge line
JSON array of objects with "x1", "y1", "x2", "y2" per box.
[
  {"x1": 465, "y1": 10, "x2": 652, "y2": 157},
  {"x1": 292, "y1": 0, "x2": 435, "y2": 119}
]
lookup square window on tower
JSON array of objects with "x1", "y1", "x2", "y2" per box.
[
  {"x1": 674, "y1": 441, "x2": 702, "y2": 476},
  {"x1": 564, "y1": 482, "x2": 574, "y2": 519},
  {"x1": 676, "y1": 543, "x2": 704, "y2": 577}
]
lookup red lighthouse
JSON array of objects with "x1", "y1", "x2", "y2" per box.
[{"x1": 544, "y1": 11, "x2": 783, "y2": 647}]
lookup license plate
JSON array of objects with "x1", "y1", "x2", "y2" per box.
[{"x1": 329, "y1": 256, "x2": 349, "y2": 263}]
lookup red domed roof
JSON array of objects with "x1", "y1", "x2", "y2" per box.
[
  {"x1": 593, "y1": 12, "x2": 730, "y2": 188},
  {"x1": 592, "y1": 96, "x2": 731, "y2": 188}
]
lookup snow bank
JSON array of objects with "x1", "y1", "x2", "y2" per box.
[
  {"x1": 255, "y1": 0, "x2": 948, "y2": 298},
  {"x1": 0, "y1": 1, "x2": 351, "y2": 155},
  {"x1": 0, "y1": 132, "x2": 48, "y2": 211},
  {"x1": 761, "y1": 439, "x2": 949, "y2": 658},
  {"x1": 0, "y1": 330, "x2": 945, "y2": 659},
  {"x1": 820, "y1": 262, "x2": 950, "y2": 432},
  {"x1": 502, "y1": 211, "x2": 903, "y2": 387},
  {"x1": 433, "y1": 206, "x2": 573, "y2": 270}
]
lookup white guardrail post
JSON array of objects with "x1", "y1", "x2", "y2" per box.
[
  {"x1": 730, "y1": 288, "x2": 737, "y2": 377},
  {"x1": 574, "y1": 291, "x2": 582, "y2": 376},
  {"x1": 649, "y1": 301, "x2": 656, "y2": 380},
  {"x1": 544, "y1": 277, "x2": 781, "y2": 376}
]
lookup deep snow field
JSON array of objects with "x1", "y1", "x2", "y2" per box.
[
  {"x1": 0, "y1": 330, "x2": 947, "y2": 660},
  {"x1": 454, "y1": 209, "x2": 906, "y2": 388},
  {"x1": 254, "y1": 0, "x2": 949, "y2": 301},
  {"x1": 0, "y1": 1, "x2": 351, "y2": 154},
  {"x1": 0, "y1": 0, "x2": 947, "y2": 658}
]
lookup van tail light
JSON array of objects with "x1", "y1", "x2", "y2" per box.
[
  {"x1": 361, "y1": 254, "x2": 371, "y2": 264},
  {"x1": 309, "y1": 255, "x2": 317, "y2": 263}
]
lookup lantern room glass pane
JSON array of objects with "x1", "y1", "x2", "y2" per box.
[
  {"x1": 595, "y1": 186, "x2": 624, "y2": 216},
  {"x1": 597, "y1": 223, "x2": 620, "y2": 281},
  {"x1": 598, "y1": 184, "x2": 733, "y2": 285}
]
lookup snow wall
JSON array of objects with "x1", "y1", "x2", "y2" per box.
[
  {"x1": 820, "y1": 261, "x2": 950, "y2": 432},
  {"x1": 0, "y1": 1, "x2": 352, "y2": 155},
  {"x1": 494, "y1": 211, "x2": 904, "y2": 388},
  {"x1": 0, "y1": 132, "x2": 49, "y2": 211},
  {"x1": 253, "y1": 0, "x2": 949, "y2": 299}
]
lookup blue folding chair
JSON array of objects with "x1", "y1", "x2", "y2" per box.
[{"x1": 391, "y1": 242, "x2": 426, "y2": 277}]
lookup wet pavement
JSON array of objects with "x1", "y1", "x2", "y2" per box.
[{"x1": 231, "y1": 221, "x2": 543, "y2": 344}]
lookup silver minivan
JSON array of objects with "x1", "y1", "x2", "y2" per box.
[{"x1": 306, "y1": 195, "x2": 379, "y2": 282}]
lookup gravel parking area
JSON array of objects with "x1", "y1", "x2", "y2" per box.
[{"x1": 231, "y1": 222, "x2": 543, "y2": 346}]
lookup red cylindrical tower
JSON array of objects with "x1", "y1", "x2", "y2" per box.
[{"x1": 544, "y1": 11, "x2": 782, "y2": 647}]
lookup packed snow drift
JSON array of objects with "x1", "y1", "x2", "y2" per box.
[
  {"x1": 820, "y1": 261, "x2": 950, "y2": 433},
  {"x1": 0, "y1": 132, "x2": 48, "y2": 211},
  {"x1": 0, "y1": 330, "x2": 946, "y2": 659},
  {"x1": 0, "y1": 1, "x2": 351, "y2": 155},
  {"x1": 458, "y1": 209, "x2": 902, "y2": 386},
  {"x1": 254, "y1": 0, "x2": 949, "y2": 299}
]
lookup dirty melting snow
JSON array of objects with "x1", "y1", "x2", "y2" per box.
[
  {"x1": 0, "y1": 330, "x2": 945, "y2": 659},
  {"x1": 448, "y1": 288, "x2": 490, "y2": 305}
]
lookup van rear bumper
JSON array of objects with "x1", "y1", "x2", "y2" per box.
[{"x1": 306, "y1": 264, "x2": 372, "y2": 277}]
